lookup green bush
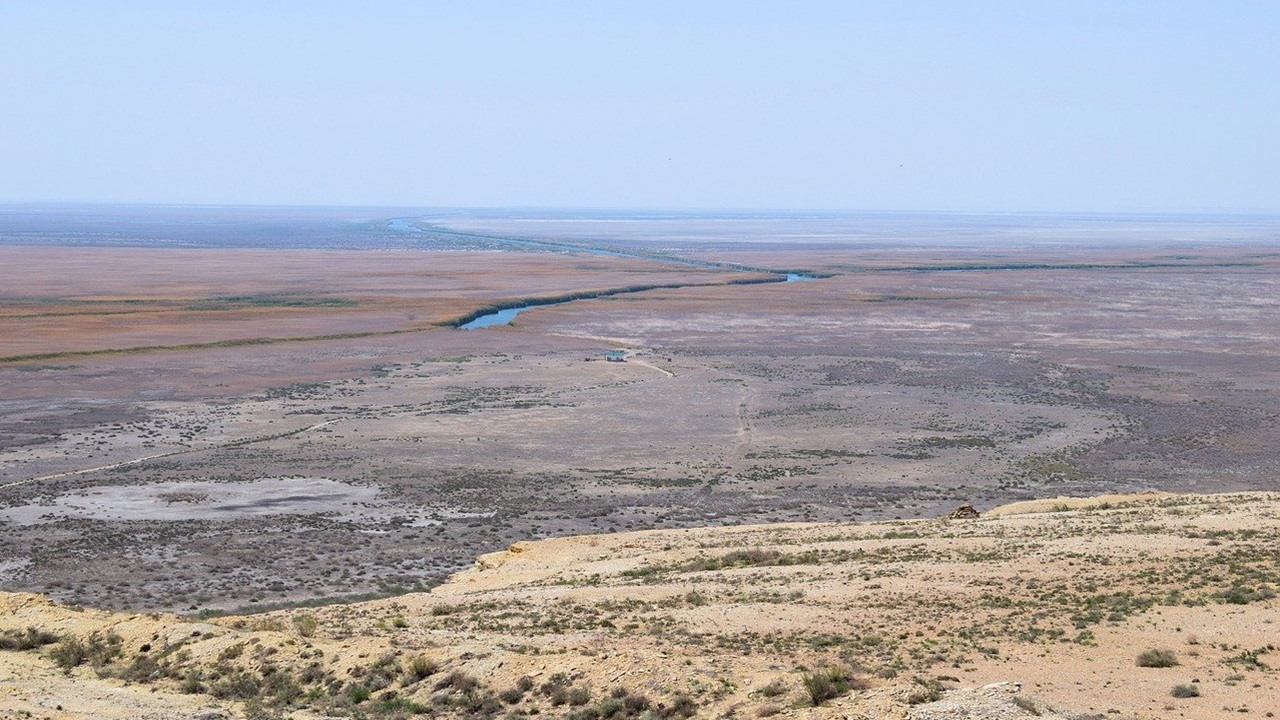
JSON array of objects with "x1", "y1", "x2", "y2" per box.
[
  {"x1": 1219, "y1": 585, "x2": 1277, "y2": 605},
  {"x1": 49, "y1": 637, "x2": 87, "y2": 673},
  {"x1": 48, "y1": 632, "x2": 126, "y2": 675},
  {"x1": 347, "y1": 685, "x2": 372, "y2": 703},
  {"x1": 404, "y1": 655, "x2": 439, "y2": 684}
]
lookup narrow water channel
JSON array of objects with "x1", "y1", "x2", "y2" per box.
[
  {"x1": 460, "y1": 306, "x2": 537, "y2": 330},
  {"x1": 388, "y1": 218, "x2": 816, "y2": 329}
]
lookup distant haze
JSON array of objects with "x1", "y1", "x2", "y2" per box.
[{"x1": 1, "y1": 1, "x2": 1277, "y2": 213}]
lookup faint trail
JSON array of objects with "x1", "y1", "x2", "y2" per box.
[
  {"x1": 547, "y1": 332, "x2": 635, "y2": 346},
  {"x1": 627, "y1": 359, "x2": 674, "y2": 377},
  {"x1": 0, "y1": 419, "x2": 342, "y2": 490},
  {"x1": 734, "y1": 381, "x2": 757, "y2": 449}
]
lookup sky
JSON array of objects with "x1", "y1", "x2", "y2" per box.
[{"x1": 1, "y1": 1, "x2": 1277, "y2": 212}]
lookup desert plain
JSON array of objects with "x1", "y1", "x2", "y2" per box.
[{"x1": 0, "y1": 206, "x2": 1278, "y2": 718}]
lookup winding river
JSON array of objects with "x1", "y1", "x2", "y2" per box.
[{"x1": 389, "y1": 218, "x2": 816, "y2": 329}]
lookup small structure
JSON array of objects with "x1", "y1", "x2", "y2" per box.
[{"x1": 605, "y1": 350, "x2": 627, "y2": 363}]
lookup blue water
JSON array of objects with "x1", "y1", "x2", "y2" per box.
[
  {"x1": 389, "y1": 217, "x2": 819, "y2": 329},
  {"x1": 460, "y1": 306, "x2": 538, "y2": 330},
  {"x1": 460, "y1": 276, "x2": 810, "y2": 329},
  {"x1": 387, "y1": 218, "x2": 424, "y2": 233}
]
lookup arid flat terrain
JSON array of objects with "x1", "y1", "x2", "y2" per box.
[
  {"x1": 1, "y1": 491, "x2": 1276, "y2": 719},
  {"x1": 2, "y1": 210, "x2": 1279, "y2": 618}
]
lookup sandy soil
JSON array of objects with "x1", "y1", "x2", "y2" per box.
[{"x1": 1, "y1": 491, "x2": 1275, "y2": 719}]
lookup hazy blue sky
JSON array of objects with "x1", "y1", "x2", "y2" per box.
[{"x1": 1, "y1": 1, "x2": 1276, "y2": 212}]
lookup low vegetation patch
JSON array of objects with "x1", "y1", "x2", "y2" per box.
[
  {"x1": 0, "y1": 627, "x2": 59, "y2": 651},
  {"x1": 1135, "y1": 648, "x2": 1180, "y2": 668},
  {"x1": 801, "y1": 665, "x2": 868, "y2": 706}
]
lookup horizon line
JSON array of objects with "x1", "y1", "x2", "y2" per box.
[{"x1": 3, "y1": 200, "x2": 1280, "y2": 218}]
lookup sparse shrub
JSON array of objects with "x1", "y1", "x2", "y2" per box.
[
  {"x1": 300, "y1": 662, "x2": 328, "y2": 684},
  {"x1": 375, "y1": 696, "x2": 430, "y2": 714},
  {"x1": 620, "y1": 689, "x2": 650, "y2": 713},
  {"x1": 49, "y1": 631, "x2": 123, "y2": 673},
  {"x1": 358, "y1": 653, "x2": 401, "y2": 692},
  {"x1": 85, "y1": 632, "x2": 123, "y2": 668},
  {"x1": 541, "y1": 672, "x2": 570, "y2": 692},
  {"x1": 757, "y1": 678, "x2": 788, "y2": 698},
  {"x1": 657, "y1": 694, "x2": 697, "y2": 719},
  {"x1": 757, "y1": 703, "x2": 782, "y2": 717},
  {"x1": 1228, "y1": 648, "x2": 1271, "y2": 670},
  {"x1": 434, "y1": 670, "x2": 479, "y2": 693},
  {"x1": 104, "y1": 652, "x2": 160, "y2": 683},
  {"x1": 241, "y1": 698, "x2": 277, "y2": 720},
  {"x1": 593, "y1": 697, "x2": 625, "y2": 717},
  {"x1": 219, "y1": 642, "x2": 246, "y2": 661},
  {"x1": 1136, "y1": 649, "x2": 1180, "y2": 668},
  {"x1": 209, "y1": 669, "x2": 262, "y2": 700},
  {"x1": 681, "y1": 548, "x2": 812, "y2": 572},
  {"x1": 0, "y1": 627, "x2": 59, "y2": 651},
  {"x1": 1171, "y1": 684, "x2": 1200, "y2": 698},
  {"x1": 49, "y1": 637, "x2": 87, "y2": 673},
  {"x1": 445, "y1": 689, "x2": 502, "y2": 715},
  {"x1": 905, "y1": 677, "x2": 943, "y2": 705},
  {"x1": 347, "y1": 685, "x2": 372, "y2": 703},
  {"x1": 292, "y1": 612, "x2": 318, "y2": 637},
  {"x1": 405, "y1": 655, "x2": 439, "y2": 683},
  {"x1": 1012, "y1": 694, "x2": 1040, "y2": 714},
  {"x1": 801, "y1": 665, "x2": 867, "y2": 706},
  {"x1": 567, "y1": 686, "x2": 591, "y2": 706},
  {"x1": 1219, "y1": 585, "x2": 1277, "y2": 605},
  {"x1": 180, "y1": 668, "x2": 206, "y2": 694},
  {"x1": 499, "y1": 686, "x2": 525, "y2": 704},
  {"x1": 261, "y1": 669, "x2": 302, "y2": 705}
]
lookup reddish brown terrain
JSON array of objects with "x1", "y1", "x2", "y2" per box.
[{"x1": 1, "y1": 208, "x2": 1277, "y2": 626}]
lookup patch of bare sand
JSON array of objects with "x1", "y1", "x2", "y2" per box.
[{"x1": 984, "y1": 491, "x2": 1176, "y2": 517}]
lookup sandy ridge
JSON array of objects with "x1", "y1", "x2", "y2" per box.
[{"x1": 1, "y1": 491, "x2": 1277, "y2": 719}]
